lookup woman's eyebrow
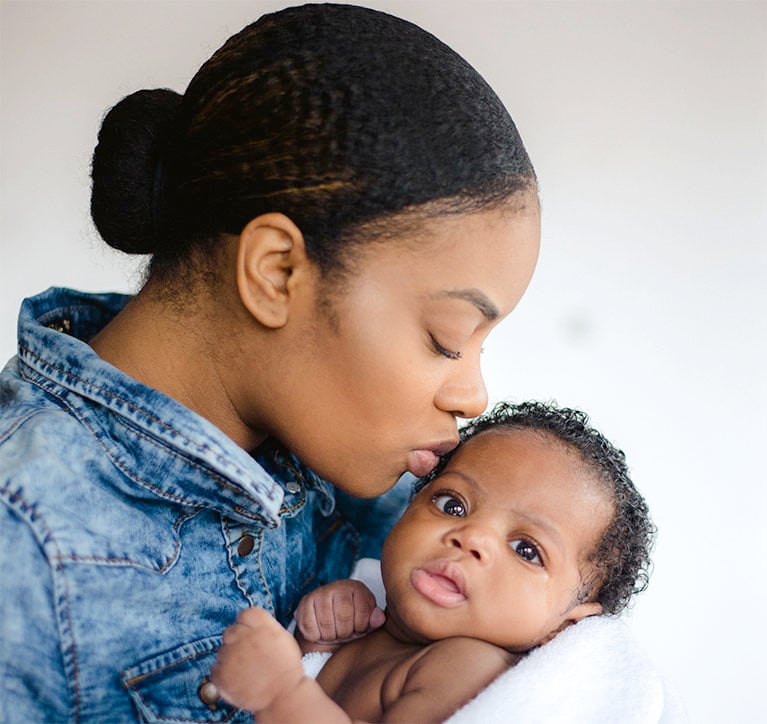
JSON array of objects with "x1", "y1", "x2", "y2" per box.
[{"x1": 433, "y1": 289, "x2": 499, "y2": 321}]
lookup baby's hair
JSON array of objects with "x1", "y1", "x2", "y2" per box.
[
  {"x1": 90, "y1": 4, "x2": 535, "y2": 282},
  {"x1": 420, "y1": 401, "x2": 655, "y2": 615}
]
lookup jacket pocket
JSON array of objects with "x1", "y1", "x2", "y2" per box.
[{"x1": 121, "y1": 636, "x2": 248, "y2": 723}]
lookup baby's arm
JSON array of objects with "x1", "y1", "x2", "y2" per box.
[
  {"x1": 295, "y1": 579, "x2": 385, "y2": 653},
  {"x1": 212, "y1": 607, "x2": 352, "y2": 722}
]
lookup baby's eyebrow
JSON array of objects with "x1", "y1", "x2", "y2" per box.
[
  {"x1": 432, "y1": 288, "x2": 499, "y2": 321},
  {"x1": 436, "y1": 469, "x2": 482, "y2": 492},
  {"x1": 512, "y1": 511, "x2": 566, "y2": 556}
]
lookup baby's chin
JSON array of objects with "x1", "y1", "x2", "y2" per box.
[
  {"x1": 382, "y1": 605, "x2": 443, "y2": 645},
  {"x1": 384, "y1": 602, "x2": 541, "y2": 653},
  {"x1": 383, "y1": 603, "x2": 472, "y2": 645}
]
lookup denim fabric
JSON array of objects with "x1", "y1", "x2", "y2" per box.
[{"x1": 0, "y1": 288, "x2": 411, "y2": 723}]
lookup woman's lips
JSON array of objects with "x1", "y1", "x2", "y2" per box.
[
  {"x1": 407, "y1": 449, "x2": 440, "y2": 477},
  {"x1": 411, "y1": 562, "x2": 467, "y2": 607},
  {"x1": 407, "y1": 440, "x2": 458, "y2": 477}
]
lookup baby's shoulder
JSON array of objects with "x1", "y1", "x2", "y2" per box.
[
  {"x1": 416, "y1": 636, "x2": 517, "y2": 672},
  {"x1": 381, "y1": 638, "x2": 519, "y2": 721}
]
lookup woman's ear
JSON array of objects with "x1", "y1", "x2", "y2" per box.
[{"x1": 236, "y1": 213, "x2": 310, "y2": 328}]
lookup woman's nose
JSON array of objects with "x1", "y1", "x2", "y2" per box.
[{"x1": 435, "y1": 353, "x2": 488, "y2": 420}]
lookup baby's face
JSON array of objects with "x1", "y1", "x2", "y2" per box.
[{"x1": 381, "y1": 428, "x2": 613, "y2": 651}]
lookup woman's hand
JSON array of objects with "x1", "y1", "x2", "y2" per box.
[
  {"x1": 211, "y1": 607, "x2": 304, "y2": 712},
  {"x1": 295, "y1": 579, "x2": 385, "y2": 651}
]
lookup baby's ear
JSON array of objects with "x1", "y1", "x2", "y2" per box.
[{"x1": 538, "y1": 602, "x2": 603, "y2": 646}]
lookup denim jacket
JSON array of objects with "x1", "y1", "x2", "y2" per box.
[{"x1": 0, "y1": 288, "x2": 409, "y2": 723}]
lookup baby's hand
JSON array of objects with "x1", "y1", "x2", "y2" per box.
[
  {"x1": 211, "y1": 607, "x2": 303, "y2": 712},
  {"x1": 295, "y1": 579, "x2": 385, "y2": 646}
]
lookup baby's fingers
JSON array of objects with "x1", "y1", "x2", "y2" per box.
[
  {"x1": 235, "y1": 605, "x2": 278, "y2": 631},
  {"x1": 295, "y1": 595, "x2": 325, "y2": 642},
  {"x1": 295, "y1": 579, "x2": 381, "y2": 643},
  {"x1": 311, "y1": 591, "x2": 347, "y2": 642},
  {"x1": 296, "y1": 586, "x2": 353, "y2": 641},
  {"x1": 352, "y1": 586, "x2": 382, "y2": 634}
]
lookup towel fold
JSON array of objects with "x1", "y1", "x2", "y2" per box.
[
  {"x1": 446, "y1": 615, "x2": 686, "y2": 723},
  {"x1": 302, "y1": 650, "x2": 333, "y2": 680}
]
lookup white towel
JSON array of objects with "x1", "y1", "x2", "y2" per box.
[
  {"x1": 302, "y1": 650, "x2": 333, "y2": 680},
  {"x1": 446, "y1": 615, "x2": 686, "y2": 724}
]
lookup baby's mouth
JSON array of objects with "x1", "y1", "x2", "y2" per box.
[{"x1": 410, "y1": 562, "x2": 467, "y2": 607}]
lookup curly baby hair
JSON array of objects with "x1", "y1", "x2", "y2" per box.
[
  {"x1": 90, "y1": 3, "x2": 536, "y2": 280},
  {"x1": 421, "y1": 401, "x2": 656, "y2": 615}
]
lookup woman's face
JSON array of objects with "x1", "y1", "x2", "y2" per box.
[{"x1": 266, "y1": 197, "x2": 540, "y2": 497}]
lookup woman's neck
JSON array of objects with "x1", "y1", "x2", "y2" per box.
[{"x1": 88, "y1": 281, "x2": 267, "y2": 452}]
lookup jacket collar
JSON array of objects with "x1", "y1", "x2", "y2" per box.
[{"x1": 17, "y1": 288, "x2": 335, "y2": 526}]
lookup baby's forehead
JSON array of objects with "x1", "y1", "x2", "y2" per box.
[
  {"x1": 459, "y1": 426, "x2": 587, "y2": 468},
  {"x1": 466, "y1": 425, "x2": 562, "y2": 447},
  {"x1": 437, "y1": 427, "x2": 612, "y2": 511}
]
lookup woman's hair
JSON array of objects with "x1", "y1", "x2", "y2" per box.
[
  {"x1": 419, "y1": 401, "x2": 656, "y2": 615},
  {"x1": 90, "y1": 3, "x2": 536, "y2": 279}
]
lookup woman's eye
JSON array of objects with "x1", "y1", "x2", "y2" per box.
[
  {"x1": 509, "y1": 539, "x2": 542, "y2": 565},
  {"x1": 433, "y1": 494, "x2": 466, "y2": 517},
  {"x1": 430, "y1": 334, "x2": 462, "y2": 360}
]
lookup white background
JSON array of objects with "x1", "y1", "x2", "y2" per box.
[{"x1": 2, "y1": 1, "x2": 765, "y2": 721}]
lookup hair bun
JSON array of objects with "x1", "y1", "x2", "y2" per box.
[{"x1": 90, "y1": 88, "x2": 182, "y2": 255}]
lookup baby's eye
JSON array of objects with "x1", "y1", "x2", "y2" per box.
[
  {"x1": 509, "y1": 539, "x2": 542, "y2": 565},
  {"x1": 432, "y1": 494, "x2": 466, "y2": 517}
]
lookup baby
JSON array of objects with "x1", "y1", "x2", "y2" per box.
[{"x1": 211, "y1": 401, "x2": 655, "y2": 722}]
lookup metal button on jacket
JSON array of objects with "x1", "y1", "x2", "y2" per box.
[
  {"x1": 198, "y1": 679, "x2": 219, "y2": 709},
  {"x1": 237, "y1": 534, "x2": 255, "y2": 557}
]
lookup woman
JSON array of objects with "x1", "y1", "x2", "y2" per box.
[{"x1": 0, "y1": 4, "x2": 539, "y2": 721}]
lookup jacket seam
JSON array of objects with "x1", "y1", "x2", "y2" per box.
[
  {"x1": 222, "y1": 518, "x2": 259, "y2": 608},
  {"x1": 0, "y1": 483, "x2": 82, "y2": 722},
  {"x1": 20, "y1": 344, "x2": 260, "y2": 484},
  {"x1": 254, "y1": 529, "x2": 275, "y2": 616},
  {"x1": 22, "y1": 375, "x2": 274, "y2": 526},
  {"x1": 56, "y1": 510, "x2": 198, "y2": 573},
  {"x1": 0, "y1": 407, "x2": 53, "y2": 446}
]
